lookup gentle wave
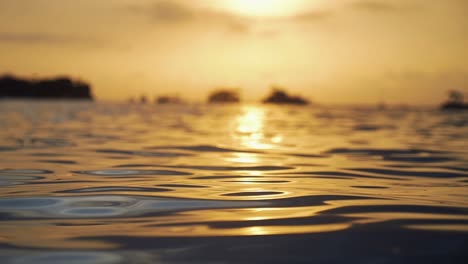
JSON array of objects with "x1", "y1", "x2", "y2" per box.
[{"x1": 0, "y1": 102, "x2": 467, "y2": 263}]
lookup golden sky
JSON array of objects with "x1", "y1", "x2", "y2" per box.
[{"x1": 0, "y1": 0, "x2": 467, "y2": 104}]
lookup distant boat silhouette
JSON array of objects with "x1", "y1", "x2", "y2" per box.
[
  {"x1": 208, "y1": 89, "x2": 240, "y2": 104},
  {"x1": 441, "y1": 90, "x2": 468, "y2": 110},
  {"x1": 156, "y1": 95, "x2": 183, "y2": 105},
  {"x1": 0, "y1": 75, "x2": 93, "y2": 100},
  {"x1": 263, "y1": 88, "x2": 309, "y2": 105}
]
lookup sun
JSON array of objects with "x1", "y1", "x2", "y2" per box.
[{"x1": 228, "y1": 0, "x2": 301, "y2": 17}]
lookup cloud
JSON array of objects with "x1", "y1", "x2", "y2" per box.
[
  {"x1": 137, "y1": 1, "x2": 194, "y2": 23},
  {"x1": 351, "y1": 0, "x2": 418, "y2": 13},
  {"x1": 352, "y1": 1, "x2": 399, "y2": 11},
  {"x1": 0, "y1": 32, "x2": 88, "y2": 44},
  {"x1": 128, "y1": 0, "x2": 252, "y2": 34},
  {"x1": 227, "y1": 22, "x2": 250, "y2": 34},
  {"x1": 289, "y1": 1, "x2": 419, "y2": 25},
  {"x1": 293, "y1": 11, "x2": 333, "y2": 22}
]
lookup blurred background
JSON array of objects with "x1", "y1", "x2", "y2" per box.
[{"x1": 1, "y1": 0, "x2": 467, "y2": 104}]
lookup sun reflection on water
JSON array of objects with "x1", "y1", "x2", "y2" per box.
[
  {"x1": 226, "y1": 152, "x2": 259, "y2": 164},
  {"x1": 234, "y1": 106, "x2": 272, "y2": 150}
]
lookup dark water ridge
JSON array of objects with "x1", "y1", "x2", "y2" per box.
[{"x1": 0, "y1": 102, "x2": 467, "y2": 263}]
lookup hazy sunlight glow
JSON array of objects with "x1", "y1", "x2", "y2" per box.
[{"x1": 228, "y1": 0, "x2": 298, "y2": 16}]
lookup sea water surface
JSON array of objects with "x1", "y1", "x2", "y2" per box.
[{"x1": 0, "y1": 101, "x2": 467, "y2": 263}]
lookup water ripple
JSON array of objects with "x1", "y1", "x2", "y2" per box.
[
  {"x1": 0, "y1": 195, "x2": 269, "y2": 219},
  {"x1": 0, "y1": 169, "x2": 53, "y2": 174},
  {"x1": 157, "y1": 184, "x2": 207, "y2": 189},
  {"x1": 73, "y1": 169, "x2": 192, "y2": 176},
  {"x1": 37, "y1": 160, "x2": 77, "y2": 164},
  {"x1": 4, "y1": 251, "x2": 122, "y2": 264},
  {"x1": 164, "y1": 165, "x2": 294, "y2": 171},
  {"x1": 147, "y1": 144, "x2": 262, "y2": 154},
  {"x1": 0, "y1": 175, "x2": 44, "y2": 186},
  {"x1": 57, "y1": 186, "x2": 172, "y2": 193},
  {"x1": 0, "y1": 103, "x2": 467, "y2": 262},
  {"x1": 349, "y1": 168, "x2": 467, "y2": 178},
  {"x1": 222, "y1": 191, "x2": 284, "y2": 197},
  {"x1": 95, "y1": 148, "x2": 191, "y2": 157}
]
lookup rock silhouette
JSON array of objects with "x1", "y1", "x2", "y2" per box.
[
  {"x1": 441, "y1": 90, "x2": 467, "y2": 110},
  {"x1": 208, "y1": 89, "x2": 240, "y2": 104},
  {"x1": 263, "y1": 88, "x2": 309, "y2": 105},
  {"x1": 156, "y1": 96, "x2": 183, "y2": 104},
  {"x1": 0, "y1": 75, "x2": 93, "y2": 100}
]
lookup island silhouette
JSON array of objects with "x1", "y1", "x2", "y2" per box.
[
  {"x1": 0, "y1": 75, "x2": 93, "y2": 100},
  {"x1": 156, "y1": 95, "x2": 183, "y2": 105},
  {"x1": 441, "y1": 90, "x2": 468, "y2": 110},
  {"x1": 208, "y1": 89, "x2": 240, "y2": 104},
  {"x1": 263, "y1": 87, "x2": 309, "y2": 105}
]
